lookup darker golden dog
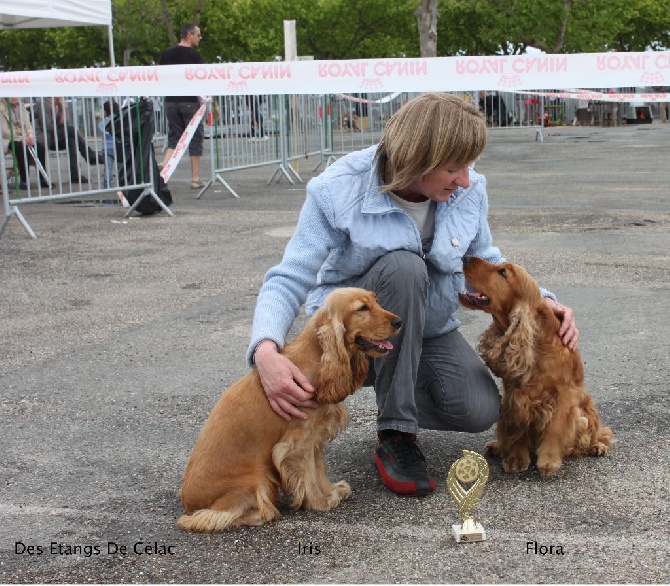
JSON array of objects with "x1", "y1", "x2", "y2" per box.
[
  {"x1": 459, "y1": 256, "x2": 613, "y2": 477},
  {"x1": 177, "y1": 287, "x2": 401, "y2": 532}
]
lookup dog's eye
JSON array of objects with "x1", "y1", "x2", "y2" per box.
[
  {"x1": 498, "y1": 268, "x2": 507, "y2": 277},
  {"x1": 357, "y1": 304, "x2": 370, "y2": 311}
]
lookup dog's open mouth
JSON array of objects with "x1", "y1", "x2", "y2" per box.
[
  {"x1": 459, "y1": 290, "x2": 491, "y2": 307},
  {"x1": 356, "y1": 337, "x2": 394, "y2": 354}
]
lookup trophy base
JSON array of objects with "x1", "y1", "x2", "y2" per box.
[{"x1": 452, "y1": 522, "x2": 486, "y2": 543}]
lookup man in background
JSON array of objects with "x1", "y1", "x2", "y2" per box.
[
  {"x1": 1, "y1": 97, "x2": 51, "y2": 190},
  {"x1": 33, "y1": 96, "x2": 105, "y2": 184},
  {"x1": 159, "y1": 22, "x2": 206, "y2": 189}
]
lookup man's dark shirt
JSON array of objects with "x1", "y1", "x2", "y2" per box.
[{"x1": 158, "y1": 45, "x2": 205, "y2": 103}]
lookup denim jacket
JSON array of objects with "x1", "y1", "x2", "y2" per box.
[{"x1": 247, "y1": 145, "x2": 555, "y2": 365}]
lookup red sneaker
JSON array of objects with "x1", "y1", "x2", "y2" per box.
[{"x1": 375, "y1": 430, "x2": 436, "y2": 496}]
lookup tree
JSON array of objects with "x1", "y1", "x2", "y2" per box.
[
  {"x1": 415, "y1": 0, "x2": 439, "y2": 58},
  {"x1": 216, "y1": 0, "x2": 418, "y2": 62},
  {"x1": 0, "y1": 0, "x2": 668, "y2": 71},
  {"x1": 566, "y1": 0, "x2": 670, "y2": 52},
  {"x1": 113, "y1": 0, "x2": 172, "y2": 66},
  {"x1": 436, "y1": 0, "x2": 670, "y2": 55},
  {"x1": 0, "y1": 26, "x2": 109, "y2": 70}
]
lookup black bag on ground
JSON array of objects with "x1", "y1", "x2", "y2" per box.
[{"x1": 108, "y1": 98, "x2": 172, "y2": 215}]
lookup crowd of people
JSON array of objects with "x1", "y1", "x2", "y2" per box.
[{"x1": 1, "y1": 96, "x2": 108, "y2": 191}]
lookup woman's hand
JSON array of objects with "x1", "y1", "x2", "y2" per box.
[
  {"x1": 254, "y1": 340, "x2": 317, "y2": 420},
  {"x1": 545, "y1": 298, "x2": 580, "y2": 351}
]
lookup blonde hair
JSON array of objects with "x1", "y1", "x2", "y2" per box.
[{"x1": 376, "y1": 93, "x2": 487, "y2": 194}]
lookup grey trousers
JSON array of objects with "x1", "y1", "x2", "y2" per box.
[{"x1": 353, "y1": 251, "x2": 500, "y2": 434}]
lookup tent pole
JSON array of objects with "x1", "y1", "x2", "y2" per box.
[{"x1": 108, "y1": 24, "x2": 115, "y2": 66}]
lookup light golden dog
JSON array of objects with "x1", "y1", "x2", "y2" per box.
[
  {"x1": 177, "y1": 287, "x2": 401, "y2": 532},
  {"x1": 459, "y1": 256, "x2": 613, "y2": 477}
]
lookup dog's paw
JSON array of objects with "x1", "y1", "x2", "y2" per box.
[
  {"x1": 589, "y1": 442, "x2": 610, "y2": 456},
  {"x1": 334, "y1": 480, "x2": 352, "y2": 500},
  {"x1": 304, "y1": 480, "x2": 351, "y2": 511},
  {"x1": 324, "y1": 481, "x2": 351, "y2": 509},
  {"x1": 502, "y1": 455, "x2": 530, "y2": 473},
  {"x1": 304, "y1": 481, "x2": 352, "y2": 512},
  {"x1": 485, "y1": 440, "x2": 500, "y2": 457},
  {"x1": 537, "y1": 458, "x2": 562, "y2": 477}
]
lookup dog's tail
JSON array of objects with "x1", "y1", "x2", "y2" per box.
[
  {"x1": 176, "y1": 505, "x2": 273, "y2": 532},
  {"x1": 176, "y1": 482, "x2": 281, "y2": 533},
  {"x1": 176, "y1": 509, "x2": 244, "y2": 532}
]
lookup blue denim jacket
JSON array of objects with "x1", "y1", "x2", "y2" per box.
[{"x1": 247, "y1": 145, "x2": 554, "y2": 365}]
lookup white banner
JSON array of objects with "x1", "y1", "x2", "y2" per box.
[
  {"x1": 1, "y1": 51, "x2": 669, "y2": 98},
  {"x1": 159, "y1": 100, "x2": 208, "y2": 183},
  {"x1": 514, "y1": 88, "x2": 670, "y2": 102}
]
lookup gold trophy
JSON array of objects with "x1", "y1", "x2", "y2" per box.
[{"x1": 447, "y1": 450, "x2": 489, "y2": 543}]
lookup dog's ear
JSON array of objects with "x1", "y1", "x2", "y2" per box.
[
  {"x1": 350, "y1": 352, "x2": 370, "y2": 391},
  {"x1": 314, "y1": 317, "x2": 356, "y2": 404},
  {"x1": 480, "y1": 304, "x2": 536, "y2": 386},
  {"x1": 502, "y1": 304, "x2": 537, "y2": 385}
]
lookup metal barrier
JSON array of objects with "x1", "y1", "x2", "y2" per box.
[
  {"x1": 194, "y1": 89, "x2": 544, "y2": 201},
  {"x1": 2, "y1": 89, "x2": 546, "y2": 235},
  {"x1": 198, "y1": 94, "x2": 286, "y2": 198},
  {"x1": 474, "y1": 90, "x2": 545, "y2": 141},
  {"x1": 318, "y1": 92, "x2": 416, "y2": 168},
  {"x1": 1, "y1": 96, "x2": 171, "y2": 238},
  {"x1": 8, "y1": 88, "x2": 636, "y2": 237},
  {"x1": 197, "y1": 91, "x2": 419, "y2": 199}
]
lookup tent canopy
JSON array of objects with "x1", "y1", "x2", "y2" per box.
[
  {"x1": 0, "y1": 0, "x2": 114, "y2": 65},
  {"x1": 0, "y1": 0, "x2": 111, "y2": 28}
]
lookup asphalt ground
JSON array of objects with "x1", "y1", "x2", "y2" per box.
[{"x1": 1, "y1": 124, "x2": 668, "y2": 584}]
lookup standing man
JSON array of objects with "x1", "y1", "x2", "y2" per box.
[{"x1": 159, "y1": 22, "x2": 206, "y2": 189}]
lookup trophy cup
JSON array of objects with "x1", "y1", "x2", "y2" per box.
[{"x1": 447, "y1": 450, "x2": 489, "y2": 543}]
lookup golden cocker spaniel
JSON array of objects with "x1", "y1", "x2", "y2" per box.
[
  {"x1": 459, "y1": 256, "x2": 613, "y2": 477},
  {"x1": 177, "y1": 287, "x2": 401, "y2": 532}
]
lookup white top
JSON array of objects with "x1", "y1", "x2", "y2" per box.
[{"x1": 388, "y1": 192, "x2": 436, "y2": 252}]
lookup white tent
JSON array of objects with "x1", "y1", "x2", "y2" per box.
[{"x1": 0, "y1": 0, "x2": 115, "y2": 65}]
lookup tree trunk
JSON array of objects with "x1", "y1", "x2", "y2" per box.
[
  {"x1": 552, "y1": 0, "x2": 573, "y2": 53},
  {"x1": 192, "y1": 0, "x2": 207, "y2": 26},
  {"x1": 414, "y1": 0, "x2": 439, "y2": 58},
  {"x1": 159, "y1": 0, "x2": 177, "y2": 46},
  {"x1": 123, "y1": 48, "x2": 134, "y2": 67}
]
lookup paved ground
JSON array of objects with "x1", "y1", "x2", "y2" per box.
[{"x1": 1, "y1": 124, "x2": 669, "y2": 584}]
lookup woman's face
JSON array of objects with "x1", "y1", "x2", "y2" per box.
[{"x1": 396, "y1": 163, "x2": 471, "y2": 203}]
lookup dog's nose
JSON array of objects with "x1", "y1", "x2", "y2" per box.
[
  {"x1": 391, "y1": 317, "x2": 402, "y2": 330},
  {"x1": 462, "y1": 255, "x2": 474, "y2": 264}
]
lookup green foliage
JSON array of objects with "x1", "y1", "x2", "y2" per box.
[
  {"x1": 113, "y1": 0, "x2": 173, "y2": 65},
  {"x1": 296, "y1": 0, "x2": 419, "y2": 59},
  {"x1": 201, "y1": 0, "x2": 418, "y2": 62},
  {"x1": 437, "y1": 0, "x2": 670, "y2": 55},
  {"x1": 0, "y1": 0, "x2": 667, "y2": 71},
  {"x1": 0, "y1": 27, "x2": 110, "y2": 70},
  {"x1": 569, "y1": 0, "x2": 670, "y2": 52}
]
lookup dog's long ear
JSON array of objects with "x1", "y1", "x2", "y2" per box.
[
  {"x1": 480, "y1": 303, "x2": 536, "y2": 386},
  {"x1": 314, "y1": 317, "x2": 355, "y2": 404},
  {"x1": 501, "y1": 304, "x2": 537, "y2": 386},
  {"x1": 350, "y1": 352, "x2": 370, "y2": 391}
]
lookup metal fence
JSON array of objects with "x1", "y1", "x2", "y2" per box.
[
  {"x1": 196, "y1": 92, "x2": 419, "y2": 198},
  {"x1": 1, "y1": 95, "x2": 171, "y2": 237},
  {"x1": 3, "y1": 89, "x2": 666, "y2": 237}
]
